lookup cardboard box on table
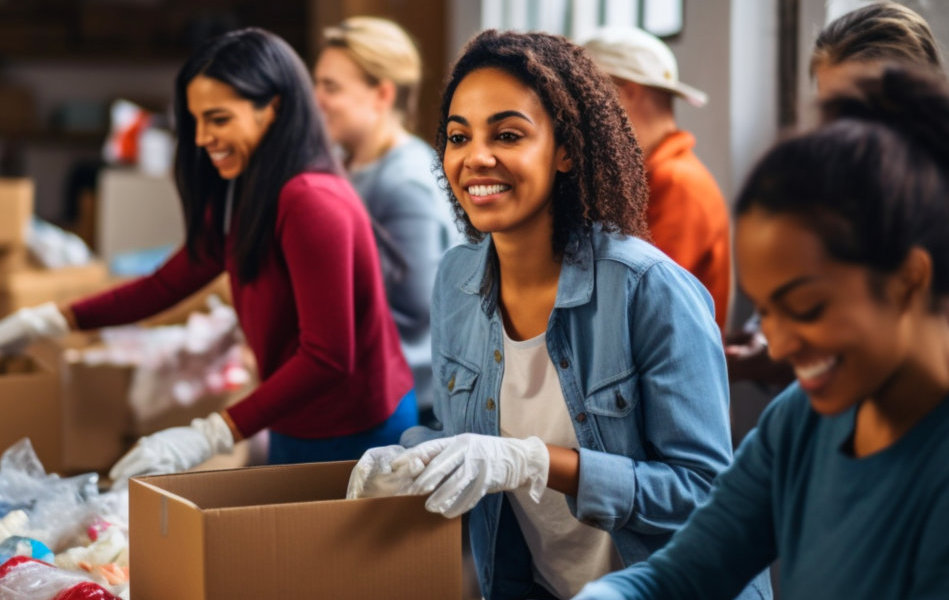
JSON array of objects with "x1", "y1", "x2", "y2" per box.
[
  {"x1": 0, "y1": 353, "x2": 62, "y2": 473},
  {"x1": 0, "y1": 260, "x2": 111, "y2": 317},
  {"x1": 20, "y1": 274, "x2": 246, "y2": 474},
  {"x1": 31, "y1": 330, "x2": 250, "y2": 475},
  {"x1": 130, "y1": 461, "x2": 462, "y2": 600}
]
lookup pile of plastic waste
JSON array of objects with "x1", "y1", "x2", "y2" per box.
[
  {"x1": 69, "y1": 295, "x2": 251, "y2": 423},
  {"x1": 0, "y1": 440, "x2": 129, "y2": 599}
]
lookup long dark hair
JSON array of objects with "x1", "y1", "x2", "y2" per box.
[
  {"x1": 434, "y1": 29, "x2": 649, "y2": 256},
  {"x1": 736, "y1": 67, "x2": 949, "y2": 305},
  {"x1": 174, "y1": 27, "x2": 338, "y2": 281}
]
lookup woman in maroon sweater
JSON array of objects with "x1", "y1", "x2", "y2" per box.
[{"x1": 0, "y1": 28, "x2": 415, "y2": 480}]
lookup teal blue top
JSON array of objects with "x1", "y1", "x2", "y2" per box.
[{"x1": 574, "y1": 383, "x2": 949, "y2": 600}]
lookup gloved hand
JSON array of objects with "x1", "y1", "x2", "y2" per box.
[
  {"x1": 346, "y1": 445, "x2": 422, "y2": 500},
  {"x1": 109, "y1": 413, "x2": 234, "y2": 486},
  {"x1": 571, "y1": 580, "x2": 630, "y2": 600},
  {"x1": 0, "y1": 302, "x2": 70, "y2": 355},
  {"x1": 390, "y1": 433, "x2": 550, "y2": 518}
]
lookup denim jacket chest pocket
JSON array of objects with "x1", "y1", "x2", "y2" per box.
[
  {"x1": 437, "y1": 354, "x2": 481, "y2": 435},
  {"x1": 583, "y1": 369, "x2": 646, "y2": 459}
]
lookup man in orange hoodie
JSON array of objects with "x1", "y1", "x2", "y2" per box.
[{"x1": 584, "y1": 27, "x2": 731, "y2": 332}]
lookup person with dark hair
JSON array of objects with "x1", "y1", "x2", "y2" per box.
[
  {"x1": 726, "y1": 1, "x2": 943, "y2": 385},
  {"x1": 347, "y1": 30, "x2": 770, "y2": 600},
  {"x1": 0, "y1": 28, "x2": 415, "y2": 479},
  {"x1": 812, "y1": 1, "x2": 943, "y2": 100},
  {"x1": 575, "y1": 66, "x2": 949, "y2": 600},
  {"x1": 314, "y1": 16, "x2": 459, "y2": 428}
]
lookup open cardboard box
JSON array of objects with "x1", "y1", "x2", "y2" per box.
[
  {"x1": 130, "y1": 461, "x2": 462, "y2": 599},
  {"x1": 30, "y1": 330, "x2": 251, "y2": 474},
  {"x1": 0, "y1": 353, "x2": 62, "y2": 472},
  {"x1": 28, "y1": 277, "x2": 251, "y2": 474}
]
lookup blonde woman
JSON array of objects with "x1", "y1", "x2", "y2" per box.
[{"x1": 314, "y1": 16, "x2": 457, "y2": 426}]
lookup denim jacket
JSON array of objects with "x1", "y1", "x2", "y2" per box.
[{"x1": 401, "y1": 229, "x2": 770, "y2": 600}]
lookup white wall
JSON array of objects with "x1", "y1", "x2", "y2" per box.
[{"x1": 666, "y1": 1, "x2": 736, "y2": 199}]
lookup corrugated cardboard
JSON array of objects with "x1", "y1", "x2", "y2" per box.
[
  {"x1": 0, "y1": 246, "x2": 29, "y2": 276},
  {"x1": 0, "y1": 178, "x2": 33, "y2": 248},
  {"x1": 32, "y1": 332, "x2": 249, "y2": 474},
  {"x1": 0, "y1": 261, "x2": 110, "y2": 317},
  {"x1": 130, "y1": 461, "x2": 462, "y2": 600},
  {"x1": 0, "y1": 353, "x2": 62, "y2": 472}
]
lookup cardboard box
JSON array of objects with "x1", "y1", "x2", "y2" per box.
[
  {"x1": 0, "y1": 261, "x2": 110, "y2": 317},
  {"x1": 0, "y1": 353, "x2": 62, "y2": 473},
  {"x1": 0, "y1": 178, "x2": 33, "y2": 248},
  {"x1": 96, "y1": 169, "x2": 183, "y2": 263},
  {"x1": 0, "y1": 246, "x2": 29, "y2": 276},
  {"x1": 32, "y1": 332, "x2": 249, "y2": 474},
  {"x1": 130, "y1": 461, "x2": 462, "y2": 599}
]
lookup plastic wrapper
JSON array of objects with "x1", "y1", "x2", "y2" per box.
[
  {"x1": 0, "y1": 440, "x2": 100, "y2": 550},
  {"x1": 73, "y1": 297, "x2": 249, "y2": 422},
  {"x1": 0, "y1": 557, "x2": 119, "y2": 600}
]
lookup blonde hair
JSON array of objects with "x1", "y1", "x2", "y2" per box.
[
  {"x1": 811, "y1": 2, "x2": 942, "y2": 74},
  {"x1": 323, "y1": 16, "x2": 422, "y2": 128}
]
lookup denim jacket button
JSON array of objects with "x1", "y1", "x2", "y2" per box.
[
  {"x1": 486, "y1": 398, "x2": 496, "y2": 410},
  {"x1": 615, "y1": 392, "x2": 627, "y2": 409},
  {"x1": 447, "y1": 375, "x2": 455, "y2": 392},
  {"x1": 559, "y1": 358, "x2": 570, "y2": 369},
  {"x1": 494, "y1": 349, "x2": 502, "y2": 363},
  {"x1": 576, "y1": 412, "x2": 587, "y2": 423}
]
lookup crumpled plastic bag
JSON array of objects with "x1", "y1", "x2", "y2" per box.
[{"x1": 0, "y1": 557, "x2": 119, "y2": 600}]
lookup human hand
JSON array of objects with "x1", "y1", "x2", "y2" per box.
[
  {"x1": 346, "y1": 445, "x2": 422, "y2": 499},
  {"x1": 391, "y1": 433, "x2": 550, "y2": 518},
  {"x1": 109, "y1": 413, "x2": 234, "y2": 486},
  {"x1": 0, "y1": 302, "x2": 70, "y2": 355},
  {"x1": 724, "y1": 331, "x2": 793, "y2": 385}
]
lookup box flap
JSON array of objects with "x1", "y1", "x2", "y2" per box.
[
  {"x1": 129, "y1": 477, "x2": 206, "y2": 600},
  {"x1": 140, "y1": 461, "x2": 354, "y2": 508}
]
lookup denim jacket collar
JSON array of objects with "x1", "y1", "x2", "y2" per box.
[{"x1": 459, "y1": 230, "x2": 595, "y2": 315}]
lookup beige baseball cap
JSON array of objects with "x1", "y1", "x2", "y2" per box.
[{"x1": 581, "y1": 26, "x2": 708, "y2": 107}]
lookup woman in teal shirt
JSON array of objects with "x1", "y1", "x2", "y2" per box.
[{"x1": 575, "y1": 67, "x2": 949, "y2": 600}]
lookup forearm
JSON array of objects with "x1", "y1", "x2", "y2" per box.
[{"x1": 547, "y1": 444, "x2": 579, "y2": 496}]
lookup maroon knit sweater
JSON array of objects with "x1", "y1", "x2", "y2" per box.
[{"x1": 72, "y1": 172, "x2": 412, "y2": 439}]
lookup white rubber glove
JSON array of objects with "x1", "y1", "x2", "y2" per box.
[
  {"x1": 109, "y1": 413, "x2": 234, "y2": 485},
  {"x1": 391, "y1": 433, "x2": 550, "y2": 518},
  {"x1": 346, "y1": 445, "x2": 424, "y2": 500},
  {"x1": 0, "y1": 302, "x2": 70, "y2": 355},
  {"x1": 571, "y1": 580, "x2": 630, "y2": 600}
]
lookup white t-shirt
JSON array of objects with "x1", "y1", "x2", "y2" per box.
[{"x1": 499, "y1": 328, "x2": 623, "y2": 599}]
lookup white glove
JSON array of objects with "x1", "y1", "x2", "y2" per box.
[
  {"x1": 346, "y1": 445, "x2": 423, "y2": 500},
  {"x1": 391, "y1": 433, "x2": 550, "y2": 518},
  {"x1": 571, "y1": 580, "x2": 630, "y2": 600},
  {"x1": 0, "y1": 302, "x2": 70, "y2": 355},
  {"x1": 109, "y1": 413, "x2": 234, "y2": 485}
]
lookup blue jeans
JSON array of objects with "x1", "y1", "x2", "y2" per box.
[{"x1": 268, "y1": 389, "x2": 418, "y2": 464}]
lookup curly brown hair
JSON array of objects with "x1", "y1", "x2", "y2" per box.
[{"x1": 434, "y1": 29, "x2": 649, "y2": 255}]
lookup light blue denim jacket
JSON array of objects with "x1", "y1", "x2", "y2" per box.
[{"x1": 401, "y1": 228, "x2": 771, "y2": 600}]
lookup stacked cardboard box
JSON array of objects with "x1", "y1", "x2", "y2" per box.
[{"x1": 0, "y1": 178, "x2": 112, "y2": 317}]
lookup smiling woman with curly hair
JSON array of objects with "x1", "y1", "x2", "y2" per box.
[
  {"x1": 435, "y1": 29, "x2": 649, "y2": 254},
  {"x1": 348, "y1": 29, "x2": 770, "y2": 600}
]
